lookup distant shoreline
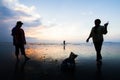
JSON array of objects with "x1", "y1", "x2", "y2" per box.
[{"x1": 0, "y1": 42, "x2": 120, "y2": 45}]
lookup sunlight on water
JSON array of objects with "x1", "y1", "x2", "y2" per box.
[
  {"x1": 25, "y1": 43, "x2": 120, "y2": 62},
  {"x1": 25, "y1": 43, "x2": 96, "y2": 62},
  {"x1": 26, "y1": 45, "x2": 70, "y2": 61},
  {"x1": 0, "y1": 42, "x2": 119, "y2": 62}
]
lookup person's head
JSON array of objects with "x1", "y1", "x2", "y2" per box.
[
  {"x1": 94, "y1": 19, "x2": 101, "y2": 26},
  {"x1": 16, "y1": 21, "x2": 23, "y2": 28}
]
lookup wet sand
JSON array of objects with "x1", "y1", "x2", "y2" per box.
[{"x1": 0, "y1": 42, "x2": 120, "y2": 80}]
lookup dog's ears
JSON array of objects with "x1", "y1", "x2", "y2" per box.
[
  {"x1": 70, "y1": 52, "x2": 75, "y2": 55},
  {"x1": 70, "y1": 52, "x2": 78, "y2": 57}
]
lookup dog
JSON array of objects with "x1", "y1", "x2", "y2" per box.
[{"x1": 61, "y1": 52, "x2": 78, "y2": 72}]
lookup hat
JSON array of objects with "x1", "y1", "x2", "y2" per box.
[{"x1": 17, "y1": 21, "x2": 23, "y2": 25}]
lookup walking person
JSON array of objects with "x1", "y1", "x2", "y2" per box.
[
  {"x1": 86, "y1": 19, "x2": 109, "y2": 61},
  {"x1": 11, "y1": 21, "x2": 30, "y2": 60}
]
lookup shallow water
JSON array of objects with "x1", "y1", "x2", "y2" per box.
[
  {"x1": 0, "y1": 42, "x2": 120, "y2": 80},
  {"x1": 25, "y1": 42, "x2": 120, "y2": 63}
]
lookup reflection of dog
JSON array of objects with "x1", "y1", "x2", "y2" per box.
[{"x1": 61, "y1": 52, "x2": 78, "y2": 72}]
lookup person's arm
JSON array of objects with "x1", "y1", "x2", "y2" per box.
[
  {"x1": 103, "y1": 22, "x2": 109, "y2": 34},
  {"x1": 86, "y1": 37, "x2": 90, "y2": 42},
  {"x1": 86, "y1": 28, "x2": 93, "y2": 42},
  {"x1": 11, "y1": 28, "x2": 15, "y2": 36},
  {"x1": 21, "y1": 29, "x2": 26, "y2": 44}
]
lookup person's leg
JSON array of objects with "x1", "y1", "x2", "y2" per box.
[
  {"x1": 20, "y1": 44, "x2": 25, "y2": 55},
  {"x1": 97, "y1": 41, "x2": 103, "y2": 60},
  {"x1": 15, "y1": 45, "x2": 19, "y2": 59},
  {"x1": 93, "y1": 41, "x2": 103, "y2": 61},
  {"x1": 93, "y1": 42, "x2": 98, "y2": 61},
  {"x1": 20, "y1": 45, "x2": 30, "y2": 60}
]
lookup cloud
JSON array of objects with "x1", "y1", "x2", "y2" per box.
[
  {"x1": 1, "y1": 0, "x2": 41, "y2": 25},
  {"x1": 0, "y1": 0, "x2": 42, "y2": 42}
]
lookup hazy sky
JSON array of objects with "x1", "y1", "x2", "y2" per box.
[{"x1": 0, "y1": 0, "x2": 120, "y2": 43}]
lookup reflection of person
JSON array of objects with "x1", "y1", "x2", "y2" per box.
[
  {"x1": 96, "y1": 61, "x2": 102, "y2": 80},
  {"x1": 14, "y1": 59, "x2": 28, "y2": 80},
  {"x1": 11, "y1": 21, "x2": 29, "y2": 60},
  {"x1": 86, "y1": 19, "x2": 109, "y2": 61}
]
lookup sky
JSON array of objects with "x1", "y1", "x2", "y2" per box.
[{"x1": 0, "y1": 0, "x2": 120, "y2": 43}]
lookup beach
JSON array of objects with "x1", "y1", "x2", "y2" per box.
[{"x1": 0, "y1": 42, "x2": 120, "y2": 80}]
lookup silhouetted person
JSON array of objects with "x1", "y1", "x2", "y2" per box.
[
  {"x1": 63, "y1": 40, "x2": 66, "y2": 45},
  {"x1": 63, "y1": 40, "x2": 66, "y2": 50},
  {"x1": 11, "y1": 21, "x2": 29, "y2": 60},
  {"x1": 86, "y1": 19, "x2": 109, "y2": 61}
]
